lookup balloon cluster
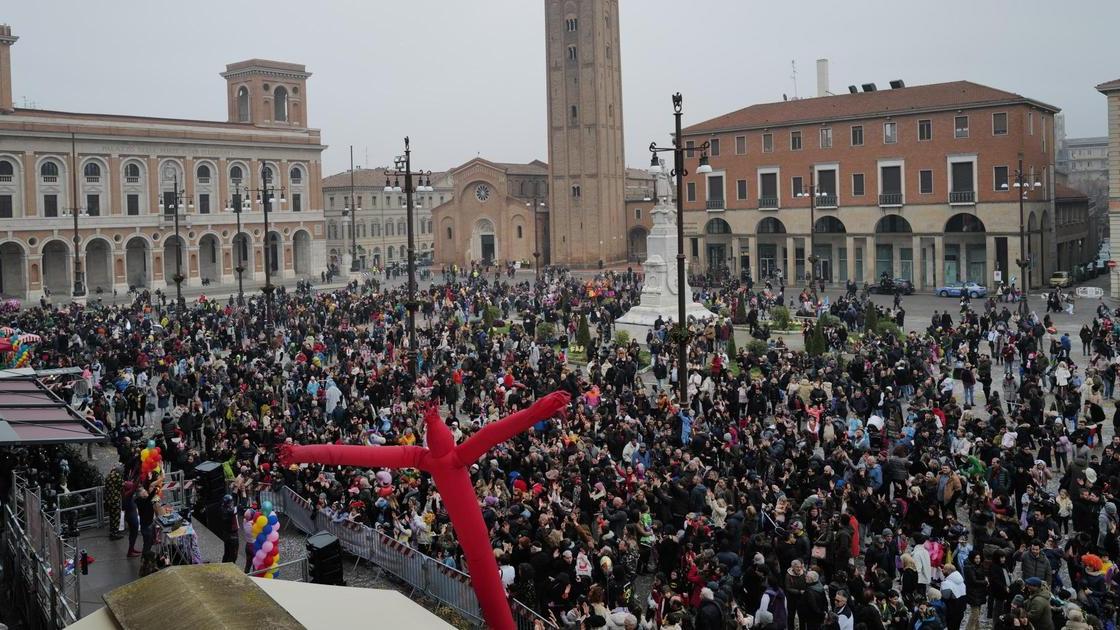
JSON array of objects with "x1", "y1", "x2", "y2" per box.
[
  {"x1": 247, "y1": 501, "x2": 281, "y2": 578},
  {"x1": 140, "y1": 439, "x2": 163, "y2": 477},
  {"x1": 0, "y1": 328, "x2": 39, "y2": 368}
]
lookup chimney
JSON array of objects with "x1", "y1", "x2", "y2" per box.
[
  {"x1": 816, "y1": 58, "x2": 829, "y2": 97},
  {"x1": 0, "y1": 25, "x2": 16, "y2": 114}
]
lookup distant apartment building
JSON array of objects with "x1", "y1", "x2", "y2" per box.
[
  {"x1": 679, "y1": 81, "x2": 1060, "y2": 289},
  {"x1": 1098, "y1": 77, "x2": 1120, "y2": 296}
]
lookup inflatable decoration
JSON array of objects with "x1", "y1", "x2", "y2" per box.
[
  {"x1": 279, "y1": 390, "x2": 570, "y2": 630},
  {"x1": 250, "y1": 501, "x2": 281, "y2": 578},
  {"x1": 0, "y1": 328, "x2": 41, "y2": 369}
]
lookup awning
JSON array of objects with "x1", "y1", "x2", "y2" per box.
[{"x1": 0, "y1": 371, "x2": 107, "y2": 445}]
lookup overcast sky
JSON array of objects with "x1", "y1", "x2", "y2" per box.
[{"x1": 5, "y1": 0, "x2": 1118, "y2": 175}]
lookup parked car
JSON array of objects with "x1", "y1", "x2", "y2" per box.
[
  {"x1": 869, "y1": 277, "x2": 914, "y2": 295},
  {"x1": 935, "y1": 281, "x2": 987, "y2": 298},
  {"x1": 1049, "y1": 271, "x2": 1072, "y2": 288}
]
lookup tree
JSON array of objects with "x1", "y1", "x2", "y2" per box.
[
  {"x1": 733, "y1": 299, "x2": 749, "y2": 325},
  {"x1": 726, "y1": 334, "x2": 738, "y2": 358},
  {"x1": 807, "y1": 320, "x2": 828, "y2": 356},
  {"x1": 863, "y1": 301, "x2": 879, "y2": 333},
  {"x1": 576, "y1": 313, "x2": 592, "y2": 350}
]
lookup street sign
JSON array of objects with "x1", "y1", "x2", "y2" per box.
[{"x1": 994, "y1": 270, "x2": 1002, "y2": 283}]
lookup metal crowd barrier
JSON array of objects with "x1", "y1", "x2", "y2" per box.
[
  {"x1": 247, "y1": 556, "x2": 309, "y2": 582},
  {"x1": 272, "y1": 486, "x2": 555, "y2": 629},
  {"x1": 55, "y1": 486, "x2": 105, "y2": 532}
]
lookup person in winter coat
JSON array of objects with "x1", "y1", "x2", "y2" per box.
[
  {"x1": 1016, "y1": 540, "x2": 1053, "y2": 585},
  {"x1": 912, "y1": 535, "x2": 933, "y2": 589},
  {"x1": 1023, "y1": 578, "x2": 1054, "y2": 630},
  {"x1": 800, "y1": 571, "x2": 828, "y2": 629},
  {"x1": 940, "y1": 564, "x2": 967, "y2": 630},
  {"x1": 962, "y1": 551, "x2": 988, "y2": 630},
  {"x1": 1097, "y1": 502, "x2": 1117, "y2": 549},
  {"x1": 695, "y1": 587, "x2": 724, "y2": 630}
]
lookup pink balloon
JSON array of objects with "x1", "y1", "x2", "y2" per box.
[
  {"x1": 267, "y1": 532, "x2": 279, "y2": 543},
  {"x1": 262, "y1": 541, "x2": 273, "y2": 554}
]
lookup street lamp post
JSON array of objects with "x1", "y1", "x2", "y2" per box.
[
  {"x1": 385, "y1": 137, "x2": 434, "y2": 379},
  {"x1": 348, "y1": 145, "x2": 361, "y2": 273},
  {"x1": 226, "y1": 184, "x2": 247, "y2": 305},
  {"x1": 67, "y1": 132, "x2": 87, "y2": 298},
  {"x1": 158, "y1": 170, "x2": 192, "y2": 311},
  {"x1": 526, "y1": 193, "x2": 546, "y2": 287},
  {"x1": 796, "y1": 168, "x2": 825, "y2": 290},
  {"x1": 648, "y1": 93, "x2": 711, "y2": 409},
  {"x1": 247, "y1": 165, "x2": 285, "y2": 327},
  {"x1": 1003, "y1": 156, "x2": 1042, "y2": 315}
]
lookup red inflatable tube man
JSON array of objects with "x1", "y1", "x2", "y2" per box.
[{"x1": 279, "y1": 390, "x2": 571, "y2": 630}]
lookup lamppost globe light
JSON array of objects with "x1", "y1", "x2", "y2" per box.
[{"x1": 696, "y1": 153, "x2": 713, "y2": 174}]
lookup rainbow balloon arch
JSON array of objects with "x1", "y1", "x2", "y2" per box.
[{"x1": 0, "y1": 327, "x2": 40, "y2": 369}]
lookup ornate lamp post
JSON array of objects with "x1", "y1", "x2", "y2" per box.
[
  {"x1": 246, "y1": 165, "x2": 285, "y2": 327},
  {"x1": 157, "y1": 168, "x2": 192, "y2": 310},
  {"x1": 648, "y1": 93, "x2": 711, "y2": 408},
  {"x1": 67, "y1": 133, "x2": 87, "y2": 298},
  {"x1": 526, "y1": 194, "x2": 546, "y2": 287},
  {"x1": 347, "y1": 145, "x2": 361, "y2": 272},
  {"x1": 384, "y1": 137, "x2": 434, "y2": 378},
  {"x1": 225, "y1": 183, "x2": 248, "y2": 305},
  {"x1": 1002, "y1": 156, "x2": 1042, "y2": 315},
  {"x1": 796, "y1": 166, "x2": 826, "y2": 289}
]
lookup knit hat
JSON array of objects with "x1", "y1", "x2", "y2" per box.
[{"x1": 1025, "y1": 577, "x2": 1043, "y2": 587}]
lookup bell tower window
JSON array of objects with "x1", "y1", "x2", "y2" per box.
[
  {"x1": 237, "y1": 87, "x2": 250, "y2": 122},
  {"x1": 274, "y1": 87, "x2": 289, "y2": 122}
]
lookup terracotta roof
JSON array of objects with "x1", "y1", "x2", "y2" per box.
[
  {"x1": 1096, "y1": 78, "x2": 1120, "y2": 93},
  {"x1": 1054, "y1": 182, "x2": 1089, "y2": 200},
  {"x1": 322, "y1": 167, "x2": 449, "y2": 190},
  {"x1": 683, "y1": 80, "x2": 1060, "y2": 135},
  {"x1": 494, "y1": 159, "x2": 548, "y2": 175}
]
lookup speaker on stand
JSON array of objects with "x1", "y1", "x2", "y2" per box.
[
  {"x1": 193, "y1": 461, "x2": 227, "y2": 535},
  {"x1": 306, "y1": 531, "x2": 345, "y2": 585}
]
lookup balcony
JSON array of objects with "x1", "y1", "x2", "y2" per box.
[
  {"x1": 949, "y1": 190, "x2": 976, "y2": 204},
  {"x1": 817, "y1": 194, "x2": 838, "y2": 208},
  {"x1": 41, "y1": 176, "x2": 57, "y2": 183},
  {"x1": 85, "y1": 176, "x2": 100, "y2": 184},
  {"x1": 879, "y1": 192, "x2": 904, "y2": 207},
  {"x1": 758, "y1": 196, "x2": 779, "y2": 209},
  {"x1": 291, "y1": 177, "x2": 303, "y2": 185},
  {"x1": 125, "y1": 176, "x2": 140, "y2": 184},
  {"x1": 706, "y1": 199, "x2": 725, "y2": 211},
  {"x1": 197, "y1": 177, "x2": 210, "y2": 185},
  {"x1": 0, "y1": 175, "x2": 11, "y2": 183}
]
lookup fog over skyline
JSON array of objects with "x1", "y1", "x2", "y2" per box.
[{"x1": 4, "y1": 0, "x2": 1117, "y2": 176}]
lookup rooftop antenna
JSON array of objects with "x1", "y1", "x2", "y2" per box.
[{"x1": 790, "y1": 60, "x2": 798, "y2": 99}]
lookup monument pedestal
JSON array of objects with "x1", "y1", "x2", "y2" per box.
[{"x1": 617, "y1": 199, "x2": 715, "y2": 343}]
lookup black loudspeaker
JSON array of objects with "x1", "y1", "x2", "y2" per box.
[
  {"x1": 194, "y1": 461, "x2": 226, "y2": 504},
  {"x1": 306, "y1": 531, "x2": 344, "y2": 585}
]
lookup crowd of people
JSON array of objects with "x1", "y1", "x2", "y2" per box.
[{"x1": 2, "y1": 262, "x2": 1120, "y2": 630}]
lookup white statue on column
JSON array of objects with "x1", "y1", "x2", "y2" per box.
[{"x1": 616, "y1": 159, "x2": 716, "y2": 342}]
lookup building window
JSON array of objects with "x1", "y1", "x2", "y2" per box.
[
  {"x1": 517, "y1": 225, "x2": 523, "y2": 239},
  {"x1": 994, "y1": 165, "x2": 1009, "y2": 191},
  {"x1": 198, "y1": 193, "x2": 210, "y2": 214},
  {"x1": 566, "y1": 17, "x2": 578, "y2": 31},
  {"x1": 230, "y1": 165, "x2": 243, "y2": 184},
  {"x1": 635, "y1": 208, "x2": 642, "y2": 220},
  {"x1": 570, "y1": 105, "x2": 578, "y2": 121},
  {"x1": 125, "y1": 163, "x2": 141, "y2": 181},
  {"x1": 44, "y1": 194, "x2": 58, "y2": 217},
  {"x1": 706, "y1": 175, "x2": 724, "y2": 206},
  {"x1": 1029, "y1": 111, "x2": 1034, "y2": 135},
  {"x1": 0, "y1": 160, "x2": 11, "y2": 180},
  {"x1": 709, "y1": 138, "x2": 720, "y2": 156},
  {"x1": 690, "y1": 238, "x2": 698, "y2": 257},
  {"x1": 992, "y1": 112, "x2": 1008, "y2": 136},
  {"x1": 851, "y1": 125, "x2": 864, "y2": 146},
  {"x1": 237, "y1": 87, "x2": 250, "y2": 122},
  {"x1": 40, "y1": 162, "x2": 59, "y2": 180},
  {"x1": 819, "y1": 127, "x2": 832, "y2": 148},
  {"x1": 790, "y1": 131, "x2": 802, "y2": 151},
  {"x1": 446, "y1": 227, "x2": 453, "y2": 240},
  {"x1": 736, "y1": 179, "x2": 747, "y2": 200},
  {"x1": 880, "y1": 166, "x2": 902, "y2": 197},
  {"x1": 685, "y1": 140, "x2": 695, "y2": 158},
  {"x1": 918, "y1": 119, "x2": 932, "y2": 141},
  {"x1": 762, "y1": 133, "x2": 773, "y2": 153},
  {"x1": 0, "y1": 195, "x2": 11, "y2": 218},
  {"x1": 197, "y1": 164, "x2": 211, "y2": 182},
  {"x1": 735, "y1": 135, "x2": 746, "y2": 155},
  {"x1": 571, "y1": 184, "x2": 581, "y2": 198},
  {"x1": 919, "y1": 170, "x2": 933, "y2": 194},
  {"x1": 883, "y1": 122, "x2": 897, "y2": 144},
  {"x1": 852, "y1": 173, "x2": 865, "y2": 196},
  {"x1": 86, "y1": 194, "x2": 100, "y2": 216},
  {"x1": 954, "y1": 115, "x2": 969, "y2": 138},
  {"x1": 759, "y1": 172, "x2": 778, "y2": 204},
  {"x1": 292, "y1": 193, "x2": 302, "y2": 212},
  {"x1": 950, "y1": 161, "x2": 974, "y2": 194},
  {"x1": 791, "y1": 176, "x2": 803, "y2": 197},
  {"x1": 387, "y1": 222, "x2": 394, "y2": 236},
  {"x1": 686, "y1": 182, "x2": 696, "y2": 202},
  {"x1": 329, "y1": 196, "x2": 334, "y2": 208},
  {"x1": 127, "y1": 194, "x2": 140, "y2": 215},
  {"x1": 84, "y1": 162, "x2": 101, "y2": 180},
  {"x1": 290, "y1": 167, "x2": 303, "y2": 184},
  {"x1": 567, "y1": 46, "x2": 577, "y2": 61},
  {"x1": 274, "y1": 86, "x2": 289, "y2": 122}
]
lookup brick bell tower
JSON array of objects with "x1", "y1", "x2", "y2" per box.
[
  {"x1": 221, "y1": 59, "x2": 311, "y2": 127},
  {"x1": 544, "y1": 0, "x2": 627, "y2": 267},
  {"x1": 0, "y1": 24, "x2": 18, "y2": 114}
]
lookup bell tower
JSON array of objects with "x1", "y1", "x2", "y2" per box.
[
  {"x1": 221, "y1": 59, "x2": 311, "y2": 127},
  {"x1": 544, "y1": 0, "x2": 627, "y2": 266}
]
